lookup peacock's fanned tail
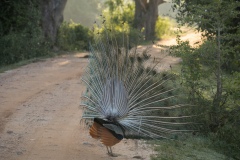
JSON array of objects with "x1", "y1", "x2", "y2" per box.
[{"x1": 81, "y1": 33, "x2": 193, "y2": 139}]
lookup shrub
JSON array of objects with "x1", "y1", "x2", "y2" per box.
[
  {"x1": 155, "y1": 17, "x2": 175, "y2": 40},
  {"x1": 57, "y1": 21, "x2": 93, "y2": 51},
  {"x1": 94, "y1": 0, "x2": 143, "y2": 48},
  {"x1": 0, "y1": 0, "x2": 50, "y2": 66},
  {"x1": 170, "y1": 36, "x2": 240, "y2": 159},
  {"x1": 0, "y1": 32, "x2": 49, "y2": 65}
]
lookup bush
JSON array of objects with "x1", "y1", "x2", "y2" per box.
[
  {"x1": 0, "y1": 32, "x2": 49, "y2": 65},
  {"x1": 155, "y1": 17, "x2": 175, "y2": 40},
  {"x1": 57, "y1": 21, "x2": 93, "y2": 51},
  {"x1": 94, "y1": 0, "x2": 143, "y2": 48},
  {"x1": 0, "y1": 0, "x2": 50, "y2": 66},
  {"x1": 170, "y1": 37, "x2": 240, "y2": 159}
]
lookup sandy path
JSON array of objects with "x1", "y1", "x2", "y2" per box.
[
  {"x1": 0, "y1": 32, "x2": 201, "y2": 160},
  {"x1": 0, "y1": 54, "x2": 154, "y2": 160}
]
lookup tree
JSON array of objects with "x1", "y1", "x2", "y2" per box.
[
  {"x1": 171, "y1": 1, "x2": 240, "y2": 157},
  {"x1": 99, "y1": 0, "x2": 139, "y2": 47},
  {"x1": 0, "y1": 0, "x2": 50, "y2": 65},
  {"x1": 0, "y1": 0, "x2": 69, "y2": 65},
  {"x1": 40, "y1": 0, "x2": 68, "y2": 46},
  {"x1": 173, "y1": 0, "x2": 240, "y2": 71},
  {"x1": 103, "y1": 0, "x2": 134, "y2": 26},
  {"x1": 173, "y1": 0, "x2": 240, "y2": 122},
  {"x1": 133, "y1": 0, "x2": 166, "y2": 40}
]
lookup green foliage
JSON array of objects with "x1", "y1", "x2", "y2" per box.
[
  {"x1": 224, "y1": 72, "x2": 240, "y2": 104},
  {"x1": 0, "y1": 1, "x2": 37, "y2": 35},
  {"x1": 172, "y1": 0, "x2": 240, "y2": 71},
  {"x1": 0, "y1": 0, "x2": 50, "y2": 66},
  {"x1": 170, "y1": 36, "x2": 240, "y2": 158},
  {"x1": 213, "y1": 123, "x2": 240, "y2": 159},
  {"x1": 155, "y1": 17, "x2": 175, "y2": 39},
  {"x1": 172, "y1": 0, "x2": 238, "y2": 33},
  {"x1": 151, "y1": 136, "x2": 234, "y2": 160},
  {"x1": 170, "y1": 1, "x2": 240, "y2": 158},
  {"x1": 94, "y1": 0, "x2": 142, "y2": 47},
  {"x1": 102, "y1": 0, "x2": 135, "y2": 28},
  {"x1": 0, "y1": 32, "x2": 49, "y2": 65},
  {"x1": 57, "y1": 21, "x2": 93, "y2": 51}
]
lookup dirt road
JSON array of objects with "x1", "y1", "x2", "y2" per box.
[
  {"x1": 0, "y1": 53, "x2": 156, "y2": 160},
  {"x1": 0, "y1": 32, "x2": 201, "y2": 160}
]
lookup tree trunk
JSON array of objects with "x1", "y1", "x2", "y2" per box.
[
  {"x1": 213, "y1": 27, "x2": 223, "y2": 113},
  {"x1": 133, "y1": 0, "x2": 147, "y2": 30},
  {"x1": 40, "y1": 0, "x2": 67, "y2": 46},
  {"x1": 134, "y1": 0, "x2": 165, "y2": 41},
  {"x1": 211, "y1": 26, "x2": 223, "y2": 131}
]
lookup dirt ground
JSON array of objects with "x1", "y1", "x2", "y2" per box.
[{"x1": 0, "y1": 32, "x2": 201, "y2": 160}]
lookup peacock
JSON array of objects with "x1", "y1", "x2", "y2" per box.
[{"x1": 80, "y1": 30, "x2": 193, "y2": 156}]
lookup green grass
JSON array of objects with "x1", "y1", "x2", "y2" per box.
[{"x1": 150, "y1": 135, "x2": 234, "y2": 160}]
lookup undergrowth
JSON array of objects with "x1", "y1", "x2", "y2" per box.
[{"x1": 150, "y1": 135, "x2": 234, "y2": 160}]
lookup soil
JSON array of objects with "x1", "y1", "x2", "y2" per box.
[{"x1": 0, "y1": 32, "x2": 201, "y2": 160}]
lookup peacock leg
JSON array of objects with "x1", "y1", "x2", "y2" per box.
[
  {"x1": 108, "y1": 146, "x2": 118, "y2": 157},
  {"x1": 109, "y1": 147, "x2": 112, "y2": 155},
  {"x1": 106, "y1": 146, "x2": 110, "y2": 154}
]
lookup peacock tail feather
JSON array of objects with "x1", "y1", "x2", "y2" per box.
[{"x1": 81, "y1": 31, "x2": 193, "y2": 139}]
